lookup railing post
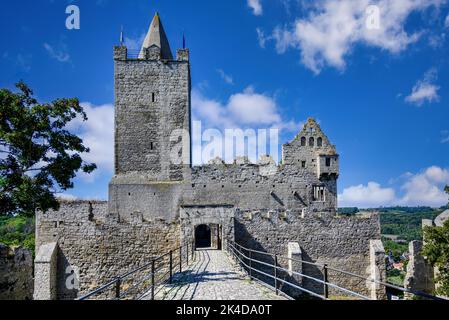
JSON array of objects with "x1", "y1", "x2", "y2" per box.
[
  {"x1": 238, "y1": 245, "x2": 244, "y2": 272},
  {"x1": 323, "y1": 264, "x2": 329, "y2": 299},
  {"x1": 115, "y1": 277, "x2": 121, "y2": 300},
  {"x1": 151, "y1": 260, "x2": 155, "y2": 300},
  {"x1": 191, "y1": 240, "x2": 194, "y2": 261},
  {"x1": 274, "y1": 255, "x2": 278, "y2": 295},
  {"x1": 186, "y1": 242, "x2": 189, "y2": 265},
  {"x1": 169, "y1": 250, "x2": 173, "y2": 284},
  {"x1": 179, "y1": 247, "x2": 182, "y2": 273},
  {"x1": 249, "y1": 250, "x2": 252, "y2": 279}
]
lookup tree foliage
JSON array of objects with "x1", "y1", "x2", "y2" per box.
[
  {"x1": 422, "y1": 186, "x2": 449, "y2": 296},
  {"x1": 0, "y1": 82, "x2": 96, "y2": 216}
]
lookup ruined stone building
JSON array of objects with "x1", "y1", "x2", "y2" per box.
[{"x1": 34, "y1": 13, "x2": 385, "y2": 300}]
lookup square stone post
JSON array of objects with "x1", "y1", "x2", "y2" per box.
[
  {"x1": 369, "y1": 240, "x2": 387, "y2": 300},
  {"x1": 33, "y1": 242, "x2": 58, "y2": 300}
]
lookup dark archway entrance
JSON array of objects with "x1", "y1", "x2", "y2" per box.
[{"x1": 195, "y1": 224, "x2": 211, "y2": 248}]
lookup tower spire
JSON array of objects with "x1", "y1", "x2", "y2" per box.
[
  {"x1": 139, "y1": 12, "x2": 173, "y2": 59},
  {"x1": 120, "y1": 25, "x2": 124, "y2": 46}
]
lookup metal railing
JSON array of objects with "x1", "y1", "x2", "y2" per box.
[
  {"x1": 226, "y1": 240, "x2": 446, "y2": 301},
  {"x1": 78, "y1": 241, "x2": 195, "y2": 300}
]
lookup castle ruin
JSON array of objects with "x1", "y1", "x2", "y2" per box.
[{"x1": 34, "y1": 13, "x2": 385, "y2": 300}]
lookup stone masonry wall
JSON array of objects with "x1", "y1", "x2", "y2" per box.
[
  {"x1": 0, "y1": 244, "x2": 34, "y2": 300},
  {"x1": 114, "y1": 47, "x2": 190, "y2": 181},
  {"x1": 234, "y1": 210, "x2": 381, "y2": 298},
  {"x1": 36, "y1": 201, "x2": 180, "y2": 300}
]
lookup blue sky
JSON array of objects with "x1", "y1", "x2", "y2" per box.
[{"x1": 1, "y1": 0, "x2": 449, "y2": 208}]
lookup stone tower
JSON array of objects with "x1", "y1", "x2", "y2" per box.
[{"x1": 112, "y1": 12, "x2": 191, "y2": 182}]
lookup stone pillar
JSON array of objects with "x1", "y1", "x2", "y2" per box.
[
  {"x1": 404, "y1": 240, "x2": 434, "y2": 299},
  {"x1": 287, "y1": 242, "x2": 302, "y2": 279},
  {"x1": 33, "y1": 242, "x2": 58, "y2": 300},
  {"x1": 210, "y1": 224, "x2": 218, "y2": 249},
  {"x1": 369, "y1": 240, "x2": 387, "y2": 300}
]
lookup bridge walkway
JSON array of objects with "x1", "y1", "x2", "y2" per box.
[{"x1": 147, "y1": 249, "x2": 286, "y2": 300}]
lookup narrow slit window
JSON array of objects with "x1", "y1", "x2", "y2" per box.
[
  {"x1": 326, "y1": 157, "x2": 331, "y2": 167},
  {"x1": 152, "y1": 92, "x2": 155, "y2": 102}
]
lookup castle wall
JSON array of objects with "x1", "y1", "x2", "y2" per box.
[
  {"x1": 35, "y1": 198, "x2": 381, "y2": 299},
  {"x1": 234, "y1": 210, "x2": 381, "y2": 298},
  {"x1": 36, "y1": 202, "x2": 180, "y2": 300},
  {"x1": 108, "y1": 162, "x2": 337, "y2": 223}
]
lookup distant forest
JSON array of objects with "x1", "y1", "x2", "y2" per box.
[{"x1": 339, "y1": 206, "x2": 445, "y2": 242}]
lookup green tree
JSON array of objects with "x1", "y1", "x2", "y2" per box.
[
  {"x1": 0, "y1": 82, "x2": 96, "y2": 217},
  {"x1": 422, "y1": 186, "x2": 449, "y2": 296}
]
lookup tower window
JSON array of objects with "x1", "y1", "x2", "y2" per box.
[
  {"x1": 301, "y1": 137, "x2": 306, "y2": 146},
  {"x1": 309, "y1": 137, "x2": 315, "y2": 147},
  {"x1": 326, "y1": 157, "x2": 331, "y2": 167},
  {"x1": 152, "y1": 92, "x2": 155, "y2": 102},
  {"x1": 302, "y1": 161, "x2": 306, "y2": 168},
  {"x1": 150, "y1": 142, "x2": 154, "y2": 150},
  {"x1": 317, "y1": 137, "x2": 323, "y2": 147},
  {"x1": 313, "y1": 186, "x2": 326, "y2": 202}
]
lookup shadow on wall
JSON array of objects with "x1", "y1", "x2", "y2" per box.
[
  {"x1": 233, "y1": 220, "x2": 324, "y2": 299},
  {"x1": 57, "y1": 248, "x2": 79, "y2": 300}
]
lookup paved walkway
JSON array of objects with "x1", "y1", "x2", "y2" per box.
[{"x1": 151, "y1": 249, "x2": 286, "y2": 300}]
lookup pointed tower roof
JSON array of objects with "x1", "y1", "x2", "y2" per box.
[{"x1": 139, "y1": 12, "x2": 174, "y2": 60}]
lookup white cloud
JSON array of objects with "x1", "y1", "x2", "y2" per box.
[
  {"x1": 397, "y1": 166, "x2": 449, "y2": 206},
  {"x1": 68, "y1": 103, "x2": 114, "y2": 181},
  {"x1": 216, "y1": 69, "x2": 234, "y2": 85},
  {"x1": 56, "y1": 193, "x2": 78, "y2": 201},
  {"x1": 263, "y1": 0, "x2": 445, "y2": 73},
  {"x1": 43, "y1": 42, "x2": 71, "y2": 63},
  {"x1": 339, "y1": 166, "x2": 449, "y2": 208},
  {"x1": 405, "y1": 68, "x2": 440, "y2": 106},
  {"x1": 338, "y1": 182, "x2": 397, "y2": 208},
  {"x1": 445, "y1": 14, "x2": 449, "y2": 27},
  {"x1": 248, "y1": 0, "x2": 263, "y2": 16},
  {"x1": 192, "y1": 87, "x2": 299, "y2": 130},
  {"x1": 192, "y1": 87, "x2": 301, "y2": 165}
]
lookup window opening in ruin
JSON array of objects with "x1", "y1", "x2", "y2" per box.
[
  {"x1": 302, "y1": 161, "x2": 306, "y2": 168},
  {"x1": 326, "y1": 157, "x2": 331, "y2": 167},
  {"x1": 317, "y1": 137, "x2": 323, "y2": 147},
  {"x1": 313, "y1": 186, "x2": 326, "y2": 202},
  {"x1": 309, "y1": 137, "x2": 315, "y2": 147},
  {"x1": 301, "y1": 137, "x2": 306, "y2": 146},
  {"x1": 152, "y1": 92, "x2": 155, "y2": 102}
]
